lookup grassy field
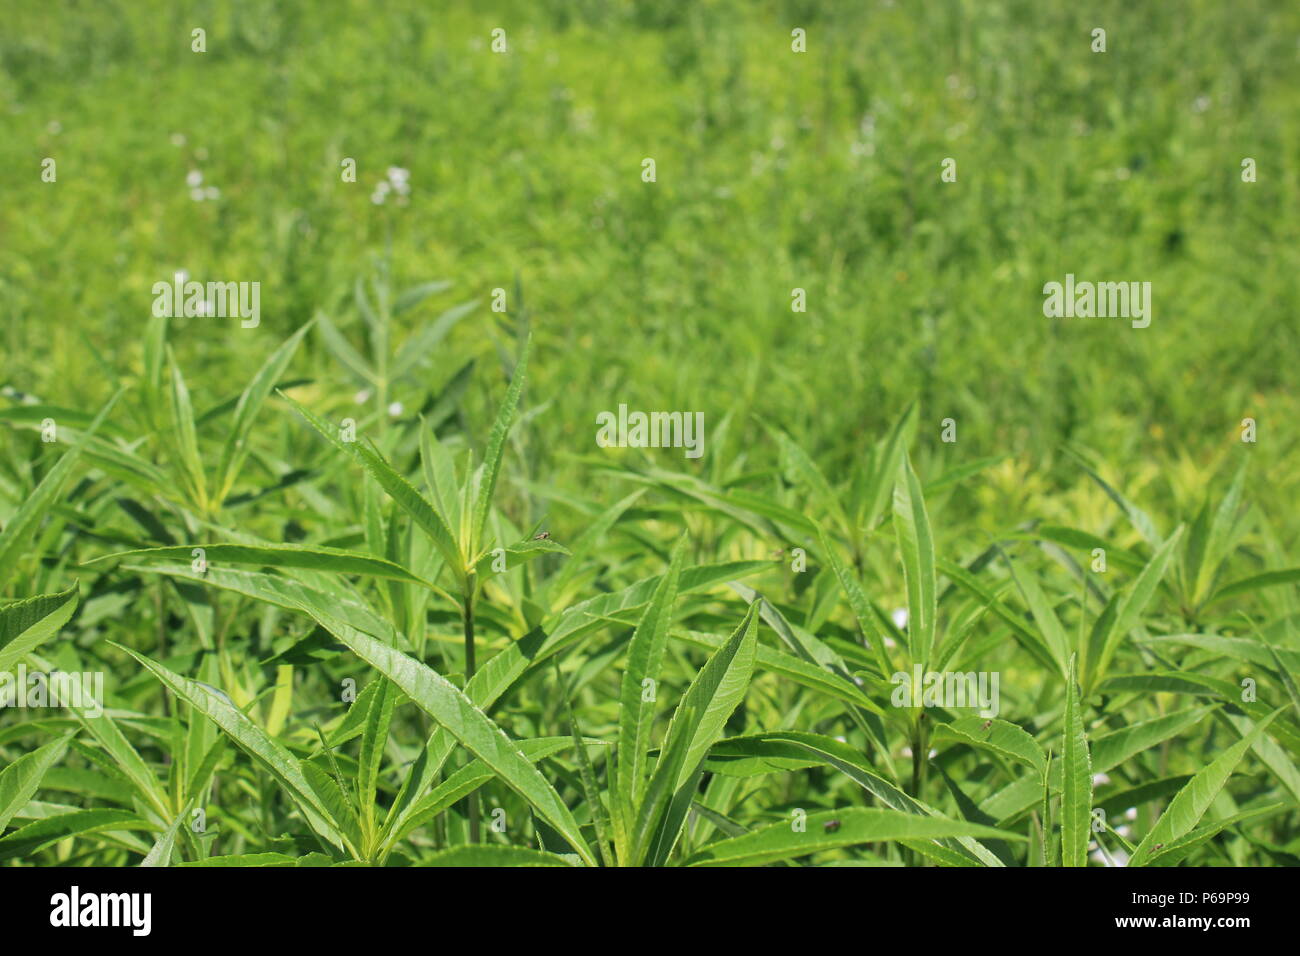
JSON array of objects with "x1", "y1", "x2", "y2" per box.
[{"x1": 1, "y1": 0, "x2": 1299, "y2": 868}]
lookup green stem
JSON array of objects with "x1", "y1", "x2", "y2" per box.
[
  {"x1": 910, "y1": 716, "x2": 929, "y2": 797},
  {"x1": 463, "y1": 585, "x2": 480, "y2": 844}
]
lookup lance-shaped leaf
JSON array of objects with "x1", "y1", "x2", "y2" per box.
[
  {"x1": 1208, "y1": 567, "x2": 1300, "y2": 606},
  {"x1": 1061, "y1": 656, "x2": 1092, "y2": 867},
  {"x1": 0, "y1": 585, "x2": 78, "y2": 672},
  {"x1": 383, "y1": 737, "x2": 584, "y2": 850},
  {"x1": 859, "y1": 401, "x2": 917, "y2": 533},
  {"x1": 933, "y1": 717, "x2": 1047, "y2": 776},
  {"x1": 295, "y1": 608, "x2": 595, "y2": 866},
  {"x1": 893, "y1": 453, "x2": 936, "y2": 665},
  {"x1": 614, "y1": 538, "x2": 687, "y2": 844},
  {"x1": 471, "y1": 334, "x2": 531, "y2": 557},
  {"x1": 141, "y1": 799, "x2": 195, "y2": 867},
  {"x1": 814, "y1": 526, "x2": 894, "y2": 678},
  {"x1": 422, "y1": 845, "x2": 577, "y2": 867},
  {"x1": 1131, "y1": 709, "x2": 1280, "y2": 865},
  {"x1": 381, "y1": 558, "x2": 771, "y2": 844},
  {"x1": 471, "y1": 536, "x2": 569, "y2": 580},
  {"x1": 315, "y1": 309, "x2": 376, "y2": 386},
  {"x1": 0, "y1": 809, "x2": 150, "y2": 860},
  {"x1": 0, "y1": 735, "x2": 73, "y2": 833},
  {"x1": 0, "y1": 391, "x2": 120, "y2": 585},
  {"x1": 357, "y1": 678, "x2": 396, "y2": 842},
  {"x1": 215, "y1": 319, "x2": 313, "y2": 504},
  {"x1": 765, "y1": 424, "x2": 851, "y2": 535},
  {"x1": 92, "y1": 543, "x2": 449, "y2": 600},
  {"x1": 634, "y1": 602, "x2": 760, "y2": 865},
  {"x1": 115, "y1": 645, "x2": 347, "y2": 854},
  {"x1": 1087, "y1": 526, "x2": 1183, "y2": 690},
  {"x1": 1143, "y1": 804, "x2": 1282, "y2": 867},
  {"x1": 281, "y1": 391, "x2": 464, "y2": 576},
  {"x1": 392, "y1": 298, "x2": 476, "y2": 379},
  {"x1": 1065, "y1": 446, "x2": 1162, "y2": 547},
  {"x1": 706, "y1": 730, "x2": 1002, "y2": 866},
  {"x1": 683, "y1": 807, "x2": 1022, "y2": 867},
  {"x1": 166, "y1": 354, "x2": 207, "y2": 511},
  {"x1": 1003, "y1": 550, "x2": 1070, "y2": 678}
]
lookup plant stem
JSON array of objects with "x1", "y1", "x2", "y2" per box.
[
  {"x1": 910, "y1": 716, "x2": 929, "y2": 797},
  {"x1": 463, "y1": 585, "x2": 480, "y2": 844},
  {"x1": 463, "y1": 590, "x2": 477, "y2": 681}
]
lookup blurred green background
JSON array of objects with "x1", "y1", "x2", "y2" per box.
[{"x1": 2, "y1": 0, "x2": 1297, "y2": 540}]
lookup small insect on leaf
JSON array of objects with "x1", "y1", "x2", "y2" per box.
[
  {"x1": 534, "y1": 531, "x2": 550, "y2": 540},
  {"x1": 823, "y1": 819, "x2": 841, "y2": 832},
  {"x1": 981, "y1": 720, "x2": 993, "y2": 731}
]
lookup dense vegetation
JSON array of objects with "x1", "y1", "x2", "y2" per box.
[{"x1": 1, "y1": 0, "x2": 1297, "y2": 866}]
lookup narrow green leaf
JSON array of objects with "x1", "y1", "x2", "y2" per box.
[
  {"x1": 1061, "y1": 656, "x2": 1093, "y2": 867},
  {"x1": 296, "y1": 610, "x2": 595, "y2": 866},
  {"x1": 634, "y1": 603, "x2": 759, "y2": 865},
  {"x1": 1004, "y1": 551, "x2": 1070, "y2": 678},
  {"x1": 1089, "y1": 527, "x2": 1183, "y2": 689},
  {"x1": 281, "y1": 392, "x2": 464, "y2": 574},
  {"x1": 0, "y1": 392, "x2": 120, "y2": 585},
  {"x1": 93, "y1": 543, "x2": 448, "y2": 598},
  {"x1": 314, "y1": 310, "x2": 376, "y2": 386},
  {"x1": 215, "y1": 319, "x2": 313, "y2": 503},
  {"x1": 0, "y1": 585, "x2": 78, "y2": 672},
  {"x1": 684, "y1": 807, "x2": 1022, "y2": 867},
  {"x1": 357, "y1": 678, "x2": 396, "y2": 840},
  {"x1": 141, "y1": 800, "x2": 194, "y2": 867},
  {"x1": 166, "y1": 354, "x2": 207, "y2": 510},
  {"x1": 0, "y1": 809, "x2": 148, "y2": 860},
  {"x1": 421, "y1": 845, "x2": 576, "y2": 867},
  {"x1": 116, "y1": 645, "x2": 346, "y2": 853},
  {"x1": 933, "y1": 717, "x2": 1047, "y2": 776},
  {"x1": 893, "y1": 453, "x2": 936, "y2": 664},
  {"x1": 614, "y1": 538, "x2": 687, "y2": 846},
  {"x1": 471, "y1": 335, "x2": 531, "y2": 555},
  {"x1": 1131, "y1": 709, "x2": 1280, "y2": 864},
  {"x1": 0, "y1": 735, "x2": 72, "y2": 833},
  {"x1": 861, "y1": 402, "x2": 916, "y2": 533}
]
